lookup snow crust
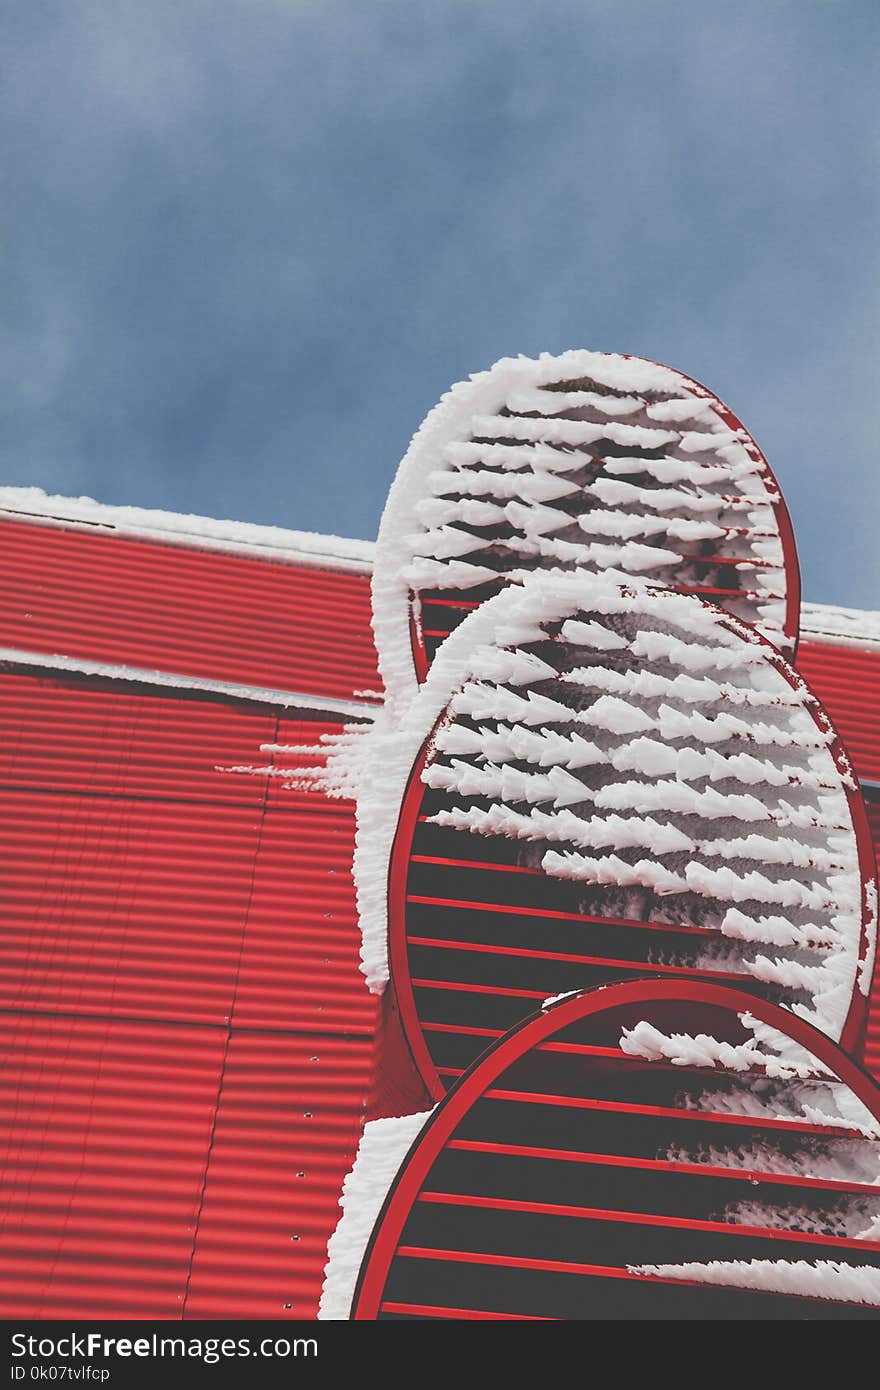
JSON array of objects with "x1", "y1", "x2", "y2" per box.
[{"x1": 318, "y1": 1110, "x2": 432, "y2": 1320}]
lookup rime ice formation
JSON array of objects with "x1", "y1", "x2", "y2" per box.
[
  {"x1": 317, "y1": 576, "x2": 872, "y2": 1045},
  {"x1": 372, "y1": 350, "x2": 795, "y2": 714}
]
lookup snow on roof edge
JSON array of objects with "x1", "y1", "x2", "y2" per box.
[
  {"x1": 0, "y1": 487, "x2": 374, "y2": 575},
  {"x1": 800, "y1": 601, "x2": 880, "y2": 654}
]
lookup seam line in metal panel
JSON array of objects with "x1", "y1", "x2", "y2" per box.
[{"x1": 181, "y1": 717, "x2": 278, "y2": 1316}]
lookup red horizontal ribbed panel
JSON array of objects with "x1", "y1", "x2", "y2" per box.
[
  {"x1": 234, "y1": 811, "x2": 374, "y2": 1034},
  {"x1": 0, "y1": 787, "x2": 263, "y2": 1025},
  {"x1": 797, "y1": 640, "x2": 880, "y2": 784},
  {"x1": 0, "y1": 671, "x2": 276, "y2": 804},
  {"x1": 0, "y1": 518, "x2": 379, "y2": 701},
  {"x1": 266, "y1": 716, "x2": 359, "y2": 815},
  {"x1": 0, "y1": 669, "x2": 377, "y2": 1319},
  {"x1": 0, "y1": 1012, "x2": 225, "y2": 1318},
  {"x1": 797, "y1": 641, "x2": 880, "y2": 1079},
  {"x1": 183, "y1": 1031, "x2": 372, "y2": 1319}
]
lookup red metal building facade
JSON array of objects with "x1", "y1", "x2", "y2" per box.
[{"x1": 0, "y1": 492, "x2": 877, "y2": 1318}]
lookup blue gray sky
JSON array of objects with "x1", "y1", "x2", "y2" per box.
[{"x1": 2, "y1": 1, "x2": 877, "y2": 606}]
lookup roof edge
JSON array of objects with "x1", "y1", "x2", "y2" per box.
[
  {"x1": 800, "y1": 601, "x2": 880, "y2": 654},
  {"x1": 2, "y1": 488, "x2": 877, "y2": 651},
  {"x1": 0, "y1": 486, "x2": 374, "y2": 575}
]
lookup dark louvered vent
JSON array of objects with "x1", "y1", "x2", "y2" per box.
[{"x1": 353, "y1": 983, "x2": 880, "y2": 1320}]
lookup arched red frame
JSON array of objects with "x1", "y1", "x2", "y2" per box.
[
  {"x1": 638, "y1": 358, "x2": 802, "y2": 664},
  {"x1": 389, "y1": 594, "x2": 876, "y2": 1103},
  {"x1": 406, "y1": 358, "x2": 802, "y2": 682},
  {"x1": 352, "y1": 977, "x2": 880, "y2": 1319}
]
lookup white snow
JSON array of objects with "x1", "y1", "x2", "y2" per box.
[
  {"x1": 470, "y1": 411, "x2": 678, "y2": 450},
  {"x1": 297, "y1": 570, "x2": 871, "y2": 1043},
  {"x1": 370, "y1": 349, "x2": 794, "y2": 716},
  {"x1": 318, "y1": 1110, "x2": 433, "y2": 1320},
  {"x1": 618, "y1": 1018, "x2": 818, "y2": 1077},
  {"x1": 801, "y1": 601, "x2": 880, "y2": 653},
  {"x1": 629, "y1": 1260, "x2": 880, "y2": 1306},
  {"x1": 0, "y1": 486, "x2": 374, "y2": 573},
  {"x1": 601, "y1": 455, "x2": 760, "y2": 486},
  {"x1": 629, "y1": 629, "x2": 767, "y2": 672},
  {"x1": 860, "y1": 879, "x2": 879, "y2": 996},
  {"x1": 542, "y1": 988, "x2": 582, "y2": 1009},
  {"x1": 505, "y1": 386, "x2": 646, "y2": 417},
  {"x1": 559, "y1": 618, "x2": 629, "y2": 651}
]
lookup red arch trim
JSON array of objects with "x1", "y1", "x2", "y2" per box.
[{"x1": 352, "y1": 978, "x2": 880, "y2": 1319}]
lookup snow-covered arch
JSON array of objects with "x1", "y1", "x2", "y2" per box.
[
  {"x1": 344, "y1": 578, "x2": 875, "y2": 1070},
  {"x1": 373, "y1": 351, "x2": 799, "y2": 716}
]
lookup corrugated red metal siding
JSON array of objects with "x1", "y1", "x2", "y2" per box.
[
  {"x1": 0, "y1": 1013, "x2": 225, "y2": 1317},
  {"x1": 1, "y1": 790, "x2": 264, "y2": 1024},
  {"x1": 797, "y1": 642, "x2": 880, "y2": 1079},
  {"x1": 0, "y1": 674, "x2": 274, "y2": 803},
  {"x1": 184, "y1": 1032, "x2": 373, "y2": 1319},
  {"x1": 0, "y1": 670, "x2": 376, "y2": 1318},
  {"x1": 797, "y1": 641, "x2": 880, "y2": 783},
  {"x1": 0, "y1": 518, "x2": 379, "y2": 701},
  {"x1": 232, "y1": 812, "x2": 373, "y2": 1034}
]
